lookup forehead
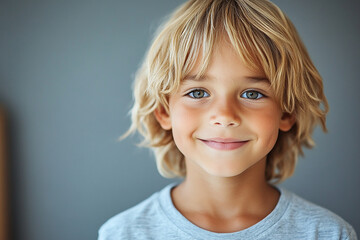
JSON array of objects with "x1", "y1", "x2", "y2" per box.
[
  {"x1": 183, "y1": 38, "x2": 268, "y2": 84},
  {"x1": 183, "y1": 74, "x2": 269, "y2": 85},
  {"x1": 184, "y1": 35, "x2": 265, "y2": 76}
]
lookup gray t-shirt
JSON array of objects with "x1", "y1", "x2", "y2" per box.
[{"x1": 98, "y1": 183, "x2": 357, "y2": 240}]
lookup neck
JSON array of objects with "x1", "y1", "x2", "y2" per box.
[{"x1": 171, "y1": 157, "x2": 279, "y2": 219}]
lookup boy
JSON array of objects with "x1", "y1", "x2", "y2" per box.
[{"x1": 99, "y1": 0, "x2": 357, "y2": 239}]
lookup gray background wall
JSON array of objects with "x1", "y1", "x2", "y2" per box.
[{"x1": 0, "y1": 0, "x2": 359, "y2": 239}]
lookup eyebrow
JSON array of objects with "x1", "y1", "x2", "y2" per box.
[{"x1": 183, "y1": 75, "x2": 269, "y2": 83}]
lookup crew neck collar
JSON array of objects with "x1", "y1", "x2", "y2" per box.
[{"x1": 157, "y1": 182, "x2": 291, "y2": 240}]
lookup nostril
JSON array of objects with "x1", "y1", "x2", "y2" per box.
[
  {"x1": 210, "y1": 114, "x2": 240, "y2": 127},
  {"x1": 212, "y1": 121, "x2": 238, "y2": 127},
  {"x1": 227, "y1": 122, "x2": 238, "y2": 127}
]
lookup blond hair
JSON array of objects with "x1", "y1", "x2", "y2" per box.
[{"x1": 124, "y1": 0, "x2": 328, "y2": 183}]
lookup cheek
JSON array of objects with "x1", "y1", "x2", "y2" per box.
[
  {"x1": 172, "y1": 104, "x2": 198, "y2": 129},
  {"x1": 250, "y1": 107, "x2": 281, "y2": 147},
  {"x1": 170, "y1": 102, "x2": 201, "y2": 145}
]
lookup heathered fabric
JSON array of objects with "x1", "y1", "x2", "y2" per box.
[{"x1": 98, "y1": 183, "x2": 357, "y2": 240}]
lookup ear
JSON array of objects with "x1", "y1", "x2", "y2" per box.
[
  {"x1": 279, "y1": 112, "x2": 296, "y2": 132},
  {"x1": 154, "y1": 105, "x2": 172, "y2": 130}
]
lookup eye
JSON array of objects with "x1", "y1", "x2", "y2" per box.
[
  {"x1": 187, "y1": 89, "x2": 210, "y2": 99},
  {"x1": 241, "y1": 90, "x2": 264, "y2": 100}
]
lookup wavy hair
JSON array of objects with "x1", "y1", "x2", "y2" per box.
[{"x1": 123, "y1": 0, "x2": 328, "y2": 183}]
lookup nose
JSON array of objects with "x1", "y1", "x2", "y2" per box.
[{"x1": 209, "y1": 97, "x2": 240, "y2": 127}]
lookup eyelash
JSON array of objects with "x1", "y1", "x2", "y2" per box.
[
  {"x1": 186, "y1": 89, "x2": 210, "y2": 98},
  {"x1": 186, "y1": 89, "x2": 265, "y2": 100},
  {"x1": 241, "y1": 90, "x2": 265, "y2": 100}
]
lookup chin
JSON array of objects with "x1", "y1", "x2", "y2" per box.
[{"x1": 203, "y1": 163, "x2": 249, "y2": 178}]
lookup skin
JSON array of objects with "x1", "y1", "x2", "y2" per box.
[{"x1": 154, "y1": 38, "x2": 295, "y2": 233}]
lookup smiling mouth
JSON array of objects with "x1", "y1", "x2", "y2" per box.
[{"x1": 199, "y1": 138, "x2": 249, "y2": 151}]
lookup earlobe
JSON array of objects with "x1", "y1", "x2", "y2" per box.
[
  {"x1": 279, "y1": 112, "x2": 296, "y2": 132},
  {"x1": 154, "y1": 105, "x2": 172, "y2": 130}
]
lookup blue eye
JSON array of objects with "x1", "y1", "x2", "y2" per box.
[
  {"x1": 241, "y1": 90, "x2": 264, "y2": 100},
  {"x1": 187, "y1": 89, "x2": 210, "y2": 99}
]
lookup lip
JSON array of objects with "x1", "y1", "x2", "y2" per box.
[{"x1": 199, "y1": 138, "x2": 249, "y2": 151}]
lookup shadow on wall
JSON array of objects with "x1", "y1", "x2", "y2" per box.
[
  {"x1": 0, "y1": 105, "x2": 19, "y2": 240},
  {"x1": 0, "y1": 105, "x2": 10, "y2": 240}
]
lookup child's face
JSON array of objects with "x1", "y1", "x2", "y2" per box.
[{"x1": 155, "y1": 40, "x2": 294, "y2": 178}]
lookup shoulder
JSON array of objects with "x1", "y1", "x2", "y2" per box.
[
  {"x1": 98, "y1": 184, "x2": 177, "y2": 240},
  {"x1": 278, "y1": 188, "x2": 357, "y2": 240},
  {"x1": 98, "y1": 192, "x2": 158, "y2": 236}
]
